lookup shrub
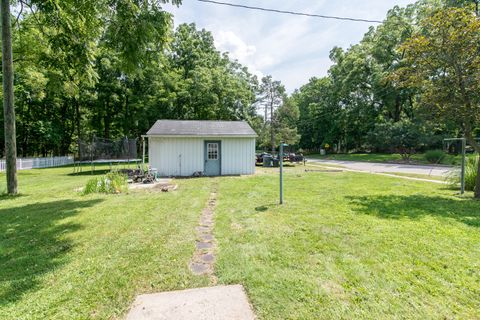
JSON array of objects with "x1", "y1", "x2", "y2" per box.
[
  {"x1": 83, "y1": 172, "x2": 128, "y2": 195},
  {"x1": 465, "y1": 156, "x2": 479, "y2": 191},
  {"x1": 447, "y1": 155, "x2": 478, "y2": 191},
  {"x1": 367, "y1": 119, "x2": 432, "y2": 161},
  {"x1": 425, "y1": 150, "x2": 445, "y2": 164}
]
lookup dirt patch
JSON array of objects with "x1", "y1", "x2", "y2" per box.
[{"x1": 129, "y1": 179, "x2": 178, "y2": 192}]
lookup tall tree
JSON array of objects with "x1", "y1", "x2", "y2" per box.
[
  {"x1": 2, "y1": 0, "x2": 16, "y2": 194},
  {"x1": 395, "y1": 7, "x2": 480, "y2": 197},
  {"x1": 1, "y1": 0, "x2": 182, "y2": 194},
  {"x1": 257, "y1": 76, "x2": 285, "y2": 152}
]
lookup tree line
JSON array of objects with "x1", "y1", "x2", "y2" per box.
[
  {"x1": 291, "y1": 0, "x2": 480, "y2": 196},
  {"x1": 294, "y1": 0, "x2": 479, "y2": 154},
  {"x1": 1, "y1": 15, "x2": 260, "y2": 157},
  {"x1": 1, "y1": 0, "x2": 479, "y2": 197}
]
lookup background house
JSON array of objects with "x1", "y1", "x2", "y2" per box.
[{"x1": 144, "y1": 120, "x2": 257, "y2": 176}]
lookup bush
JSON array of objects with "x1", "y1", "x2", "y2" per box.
[
  {"x1": 425, "y1": 150, "x2": 445, "y2": 164},
  {"x1": 367, "y1": 119, "x2": 432, "y2": 161},
  {"x1": 465, "y1": 156, "x2": 479, "y2": 191},
  {"x1": 83, "y1": 172, "x2": 128, "y2": 195},
  {"x1": 447, "y1": 156, "x2": 478, "y2": 191}
]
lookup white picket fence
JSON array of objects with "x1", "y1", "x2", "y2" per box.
[{"x1": 0, "y1": 156, "x2": 74, "y2": 171}]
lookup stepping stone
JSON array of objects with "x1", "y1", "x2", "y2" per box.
[
  {"x1": 196, "y1": 241, "x2": 213, "y2": 249},
  {"x1": 199, "y1": 234, "x2": 213, "y2": 242},
  {"x1": 200, "y1": 219, "x2": 213, "y2": 227},
  {"x1": 196, "y1": 226, "x2": 211, "y2": 233},
  {"x1": 189, "y1": 262, "x2": 209, "y2": 275},
  {"x1": 126, "y1": 285, "x2": 256, "y2": 320},
  {"x1": 200, "y1": 253, "x2": 215, "y2": 263}
]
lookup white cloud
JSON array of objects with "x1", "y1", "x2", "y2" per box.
[
  {"x1": 213, "y1": 30, "x2": 266, "y2": 78},
  {"x1": 215, "y1": 30, "x2": 256, "y2": 61},
  {"x1": 163, "y1": 0, "x2": 417, "y2": 92}
]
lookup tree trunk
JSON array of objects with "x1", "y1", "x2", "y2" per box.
[
  {"x1": 75, "y1": 98, "x2": 81, "y2": 139},
  {"x1": 124, "y1": 89, "x2": 129, "y2": 135},
  {"x1": 104, "y1": 101, "x2": 110, "y2": 139},
  {"x1": 270, "y1": 98, "x2": 275, "y2": 153},
  {"x1": 1, "y1": 0, "x2": 17, "y2": 195}
]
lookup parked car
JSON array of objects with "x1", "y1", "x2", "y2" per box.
[
  {"x1": 256, "y1": 152, "x2": 272, "y2": 164},
  {"x1": 287, "y1": 153, "x2": 305, "y2": 163}
]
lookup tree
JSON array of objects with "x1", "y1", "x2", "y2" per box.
[
  {"x1": 1, "y1": 0, "x2": 182, "y2": 194},
  {"x1": 2, "y1": 0, "x2": 16, "y2": 194},
  {"x1": 256, "y1": 76, "x2": 286, "y2": 152},
  {"x1": 395, "y1": 7, "x2": 480, "y2": 197},
  {"x1": 367, "y1": 119, "x2": 432, "y2": 160},
  {"x1": 273, "y1": 97, "x2": 300, "y2": 147}
]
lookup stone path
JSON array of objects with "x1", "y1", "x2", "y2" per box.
[
  {"x1": 189, "y1": 184, "x2": 218, "y2": 283},
  {"x1": 125, "y1": 183, "x2": 257, "y2": 320}
]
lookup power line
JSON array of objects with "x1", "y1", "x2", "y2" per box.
[{"x1": 197, "y1": 0, "x2": 383, "y2": 24}]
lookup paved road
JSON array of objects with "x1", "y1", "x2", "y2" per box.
[{"x1": 306, "y1": 158, "x2": 455, "y2": 177}]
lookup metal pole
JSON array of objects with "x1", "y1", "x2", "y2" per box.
[
  {"x1": 280, "y1": 143, "x2": 283, "y2": 204},
  {"x1": 142, "y1": 137, "x2": 146, "y2": 174},
  {"x1": 461, "y1": 138, "x2": 466, "y2": 195}
]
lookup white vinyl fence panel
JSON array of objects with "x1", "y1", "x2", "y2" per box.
[{"x1": 0, "y1": 156, "x2": 74, "y2": 171}]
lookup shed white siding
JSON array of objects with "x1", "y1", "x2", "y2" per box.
[
  {"x1": 148, "y1": 137, "x2": 255, "y2": 176},
  {"x1": 221, "y1": 138, "x2": 256, "y2": 175}
]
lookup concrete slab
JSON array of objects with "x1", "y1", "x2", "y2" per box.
[{"x1": 126, "y1": 285, "x2": 256, "y2": 320}]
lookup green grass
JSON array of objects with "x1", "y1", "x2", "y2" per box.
[
  {"x1": 0, "y1": 165, "x2": 211, "y2": 319},
  {"x1": 308, "y1": 152, "x2": 476, "y2": 165},
  {"x1": 379, "y1": 172, "x2": 447, "y2": 182},
  {"x1": 1, "y1": 165, "x2": 479, "y2": 319},
  {"x1": 214, "y1": 167, "x2": 480, "y2": 319}
]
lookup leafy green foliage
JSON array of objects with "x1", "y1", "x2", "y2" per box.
[
  {"x1": 448, "y1": 156, "x2": 479, "y2": 191},
  {"x1": 255, "y1": 76, "x2": 287, "y2": 151},
  {"x1": 4, "y1": 17, "x2": 258, "y2": 156},
  {"x1": 367, "y1": 119, "x2": 433, "y2": 160},
  {"x1": 83, "y1": 172, "x2": 128, "y2": 195},
  {"x1": 396, "y1": 6, "x2": 480, "y2": 197},
  {"x1": 424, "y1": 150, "x2": 446, "y2": 164},
  {"x1": 295, "y1": 1, "x2": 478, "y2": 156},
  {"x1": 465, "y1": 156, "x2": 479, "y2": 192}
]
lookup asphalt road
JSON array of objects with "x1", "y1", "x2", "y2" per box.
[{"x1": 306, "y1": 159, "x2": 454, "y2": 177}]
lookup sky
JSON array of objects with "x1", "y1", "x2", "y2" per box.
[{"x1": 163, "y1": 0, "x2": 417, "y2": 92}]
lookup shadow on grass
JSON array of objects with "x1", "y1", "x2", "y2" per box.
[
  {"x1": 0, "y1": 193, "x2": 28, "y2": 201},
  {"x1": 347, "y1": 194, "x2": 480, "y2": 228},
  {"x1": 0, "y1": 199, "x2": 103, "y2": 305},
  {"x1": 255, "y1": 203, "x2": 281, "y2": 212},
  {"x1": 67, "y1": 169, "x2": 111, "y2": 176}
]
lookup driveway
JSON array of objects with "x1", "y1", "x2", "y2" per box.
[{"x1": 306, "y1": 159, "x2": 454, "y2": 177}]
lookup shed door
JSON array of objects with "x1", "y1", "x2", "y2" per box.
[{"x1": 204, "y1": 141, "x2": 221, "y2": 176}]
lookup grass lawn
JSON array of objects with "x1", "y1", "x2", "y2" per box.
[
  {"x1": 307, "y1": 152, "x2": 477, "y2": 166},
  {"x1": 214, "y1": 167, "x2": 480, "y2": 319},
  {"x1": 0, "y1": 165, "x2": 212, "y2": 319},
  {"x1": 380, "y1": 172, "x2": 448, "y2": 182},
  {"x1": 1, "y1": 165, "x2": 479, "y2": 319}
]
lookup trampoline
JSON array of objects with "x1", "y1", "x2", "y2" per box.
[{"x1": 74, "y1": 137, "x2": 140, "y2": 174}]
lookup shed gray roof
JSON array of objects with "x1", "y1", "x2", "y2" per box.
[{"x1": 146, "y1": 120, "x2": 257, "y2": 137}]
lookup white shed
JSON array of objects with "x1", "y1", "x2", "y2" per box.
[{"x1": 144, "y1": 120, "x2": 257, "y2": 177}]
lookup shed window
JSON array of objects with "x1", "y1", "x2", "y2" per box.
[{"x1": 207, "y1": 143, "x2": 219, "y2": 160}]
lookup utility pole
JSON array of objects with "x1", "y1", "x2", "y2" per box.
[{"x1": 1, "y1": 0, "x2": 18, "y2": 195}]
